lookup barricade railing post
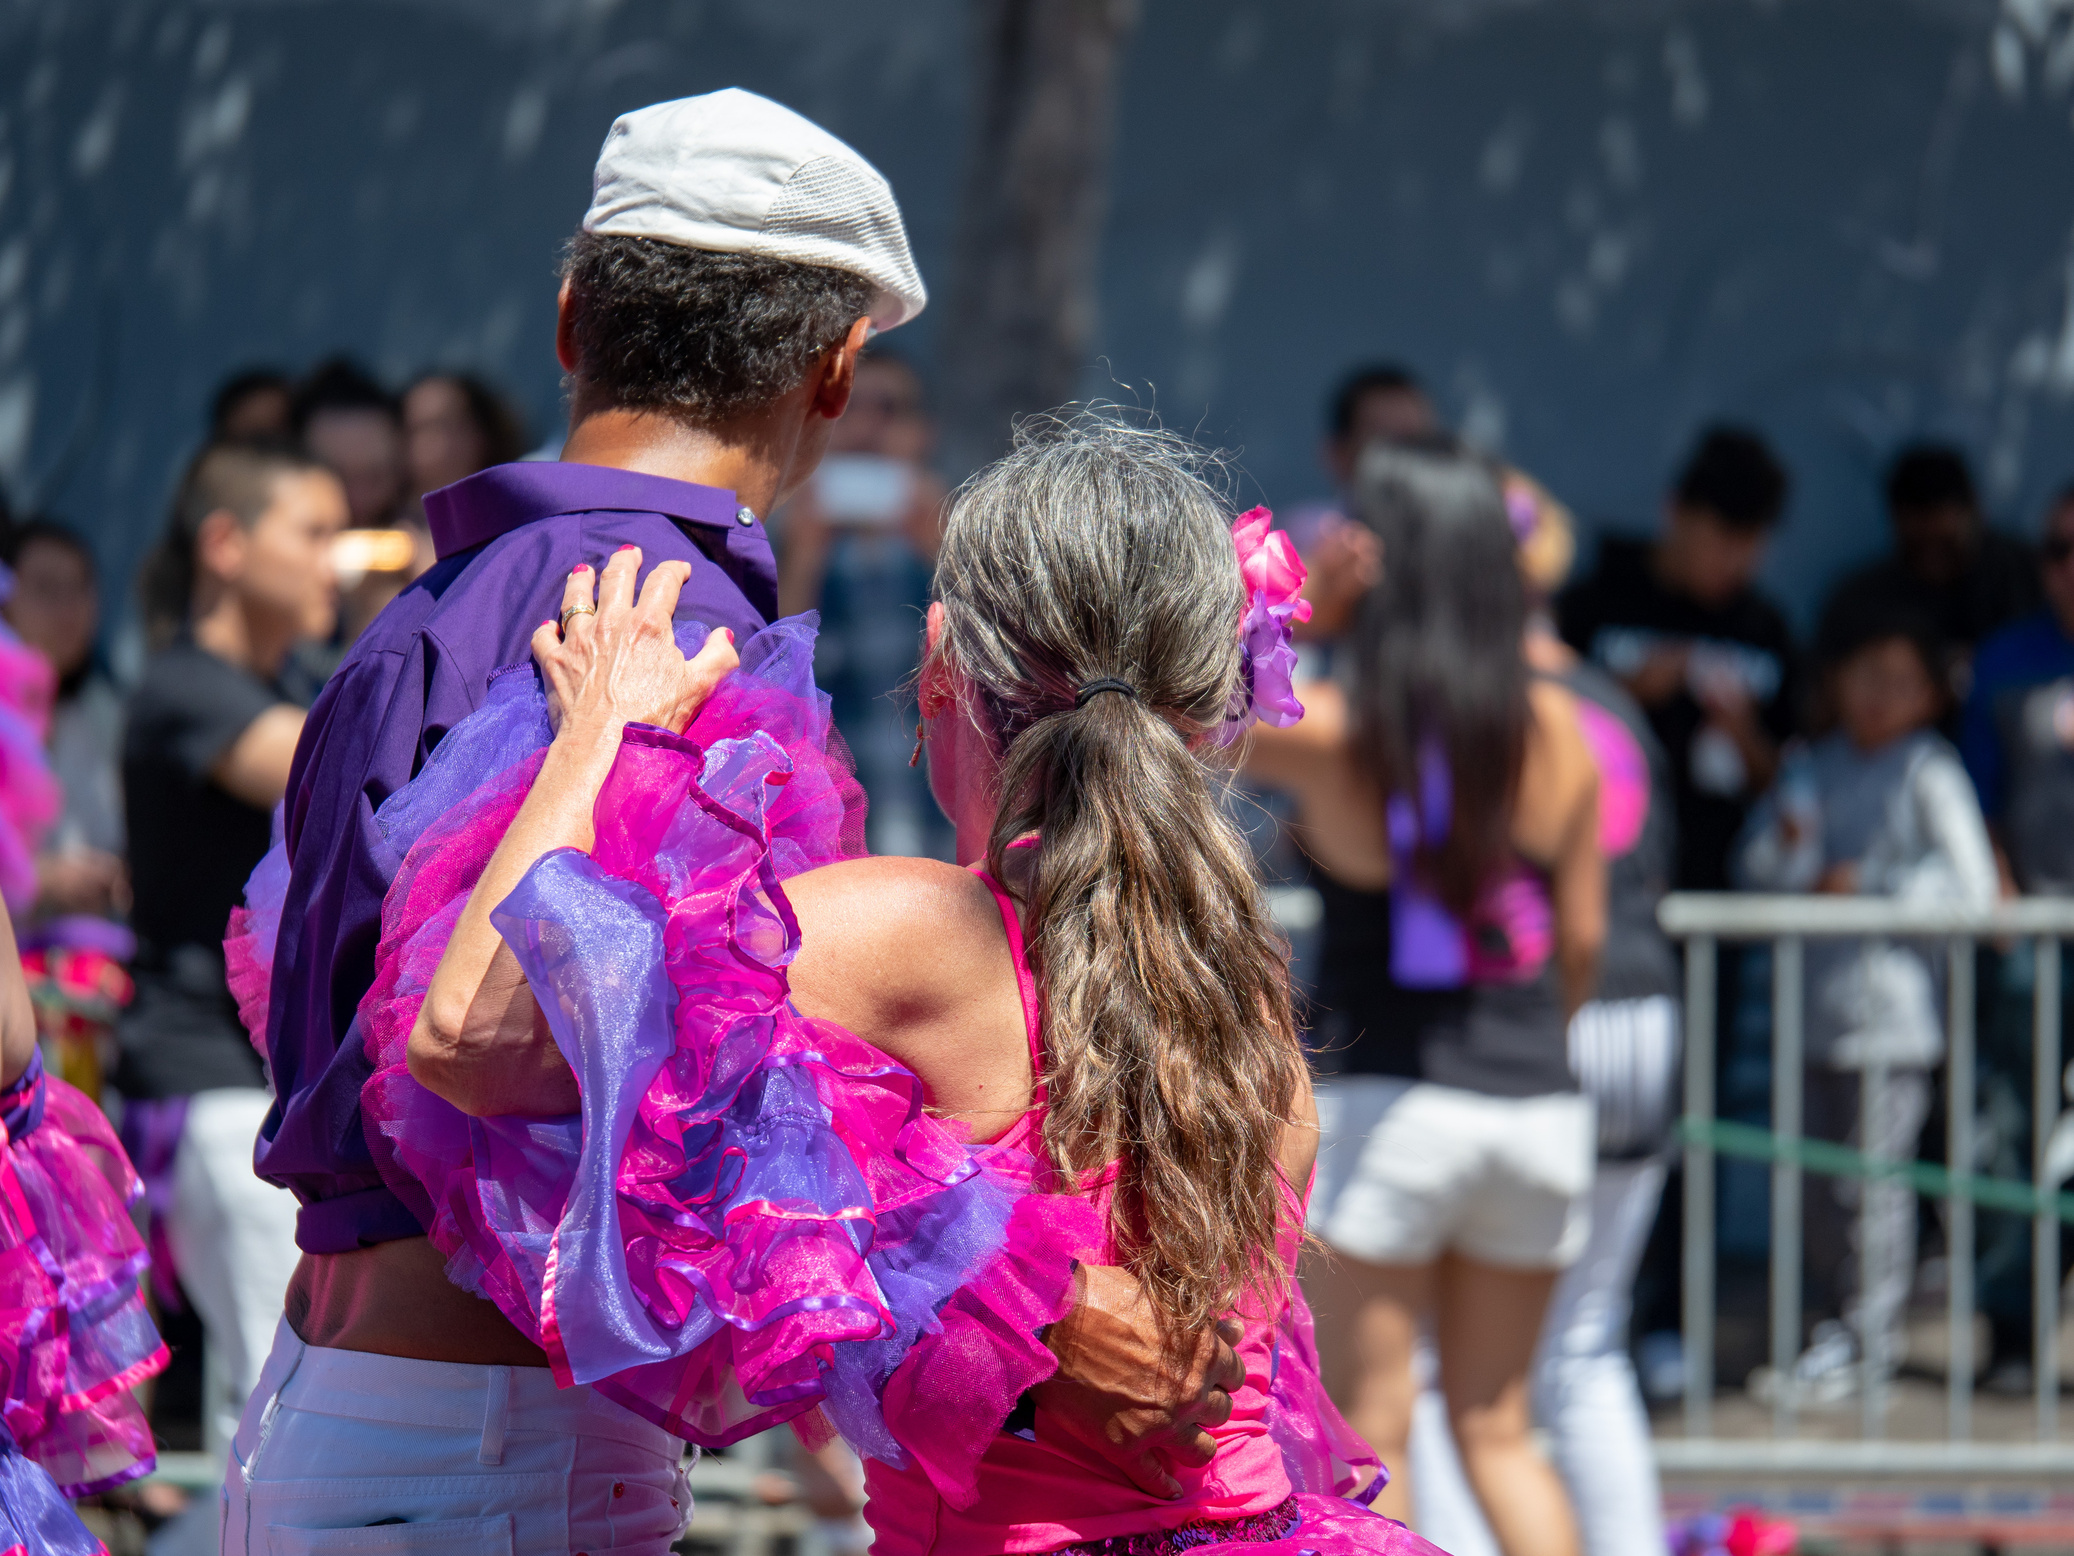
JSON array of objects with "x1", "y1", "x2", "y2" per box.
[
  {"x1": 1771, "y1": 936, "x2": 1804, "y2": 1436},
  {"x1": 1683, "y1": 934, "x2": 1717, "y2": 1438},
  {"x1": 2035, "y1": 935, "x2": 2061, "y2": 1440},
  {"x1": 1862, "y1": 1044, "x2": 1890, "y2": 1438},
  {"x1": 1948, "y1": 937, "x2": 1976, "y2": 1441}
]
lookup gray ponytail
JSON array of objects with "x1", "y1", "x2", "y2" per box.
[{"x1": 933, "y1": 413, "x2": 1303, "y2": 1341}]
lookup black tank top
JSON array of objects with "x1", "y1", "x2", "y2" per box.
[{"x1": 1309, "y1": 866, "x2": 1575, "y2": 1099}]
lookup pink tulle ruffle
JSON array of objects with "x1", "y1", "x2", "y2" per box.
[
  {"x1": 880, "y1": 1188, "x2": 1107, "y2": 1504},
  {"x1": 224, "y1": 811, "x2": 290, "y2": 1060},
  {"x1": 0, "y1": 1067, "x2": 166, "y2": 1496}
]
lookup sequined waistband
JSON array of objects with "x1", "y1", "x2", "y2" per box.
[{"x1": 1044, "y1": 1496, "x2": 1301, "y2": 1555}]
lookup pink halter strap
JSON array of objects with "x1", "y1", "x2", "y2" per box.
[{"x1": 971, "y1": 849, "x2": 1046, "y2": 1109}]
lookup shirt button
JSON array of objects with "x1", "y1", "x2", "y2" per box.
[{"x1": 735, "y1": 505, "x2": 756, "y2": 527}]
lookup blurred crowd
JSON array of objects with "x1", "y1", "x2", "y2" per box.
[
  {"x1": 7, "y1": 343, "x2": 2074, "y2": 1556},
  {"x1": 1247, "y1": 366, "x2": 2074, "y2": 1556}
]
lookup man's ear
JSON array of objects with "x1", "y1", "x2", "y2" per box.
[
  {"x1": 554, "y1": 277, "x2": 580, "y2": 375},
  {"x1": 811, "y1": 317, "x2": 874, "y2": 422},
  {"x1": 195, "y1": 508, "x2": 247, "y2": 584}
]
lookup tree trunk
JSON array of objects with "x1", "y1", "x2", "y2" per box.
[{"x1": 938, "y1": 0, "x2": 1140, "y2": 478}]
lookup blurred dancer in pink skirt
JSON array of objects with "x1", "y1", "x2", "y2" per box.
[{"x1": 0, "y1": 592, "x2": 167, "y2": 1554}]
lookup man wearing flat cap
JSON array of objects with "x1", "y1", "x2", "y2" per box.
[{"x1": 224, "y1": 90, "x2": 1237, "y2": 1549}]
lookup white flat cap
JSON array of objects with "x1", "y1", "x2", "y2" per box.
[{"x1": 584, "y1": 88, "x2": 926, "y2": 331}]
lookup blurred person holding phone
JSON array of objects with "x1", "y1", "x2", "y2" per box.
[
  {"x1": 776, "y1": 347, "x2": 952, "y2": 857},
  {"x1": 1557, "y1": 426, "x2": 1797, "y2": 894},
  {"x1": 122, "y1": 438, "x2": 346, "y2": 1456}
]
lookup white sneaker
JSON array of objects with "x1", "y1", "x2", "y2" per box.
[{"x1": 1747, "y1": 1321, "x2": 1873, "y2": 1410}]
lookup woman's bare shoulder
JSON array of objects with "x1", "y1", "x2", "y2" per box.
[
  {"x1": 783, "y1": 855, "x2": 995, "y2": 929},
  {"x1": 782, "y1": 857, "x2": 1009, "y2": 1029},
  {"x1": 1516, "y1": 678, "x2": 1599, "y2": 858},
  {"x1": 1525, "y1": 679, "x2": 1592, "y2": 781}
]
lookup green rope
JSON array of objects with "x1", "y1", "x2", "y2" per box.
[{"x1": 1679, "y1": 1116, "x2": 2074, "y2": 1224}]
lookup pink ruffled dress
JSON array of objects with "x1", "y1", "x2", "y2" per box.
[
  {"x1": 864, "y1": 866, "x2": 1437, "y2": 1556},
  {"x1": 224, "y1": 615, "x2": 1439, "y2": 1550}
]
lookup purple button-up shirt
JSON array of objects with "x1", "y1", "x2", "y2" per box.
[{"x1": 255, "y1": 461, "x2": 776, "y2": 1253}]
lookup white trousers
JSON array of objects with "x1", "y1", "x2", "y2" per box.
[
  {"x1": 166, "y1": 1087, "x2": 303, "y2": 1455},
  {"x1": 1411, "y1": 1157, "x2": 1669, "y2": 1556},
  {"x1": 221, "y1": 1319, "x2": 693, "y2": 1555}
]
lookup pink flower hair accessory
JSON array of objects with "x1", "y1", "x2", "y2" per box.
[{"x1": 1219, "y1": 506, "x2": 1311, "y2": 744}]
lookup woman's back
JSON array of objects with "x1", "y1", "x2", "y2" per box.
[
  {"x1": 789, "y1": 852, "x2": 1314, "y2": 1553},
  {"x1": 1251, "y1": 674, "x2": 1603, "y2": 1068}
]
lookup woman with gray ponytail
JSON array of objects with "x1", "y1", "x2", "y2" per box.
[
  {"x1": 384, "y1": 412, "x2": 1437, "y2": 1554},
  {"x1": 787, "y1": 416, "x2": 1430, "y2": 1552}
]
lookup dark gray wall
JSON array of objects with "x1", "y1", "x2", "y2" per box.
[{"x1": 5, "y1": 0, "x2": 2072, "y2": 635}]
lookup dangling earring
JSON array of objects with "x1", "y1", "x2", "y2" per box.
[{"x1": 909, "y1": 718, "x2": 928, "y2": 768}]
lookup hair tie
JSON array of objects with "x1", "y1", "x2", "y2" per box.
[{"x1": 1074, "y1": 677, "x2": 1138, "y2": 709}]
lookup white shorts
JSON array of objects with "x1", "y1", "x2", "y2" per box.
[
  {"x1": 1310, "y1": 1078, "x2": 1594, "y2": 1270},
  {"x1": 221, "y1": 1319, "x2": 692, "y2": 1555}
]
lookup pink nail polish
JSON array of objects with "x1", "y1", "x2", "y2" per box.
[
  {"x1": 573, "y1": 563, "x2": 591, "y2": 574},
  {"x1": 723, "y1": 629, "x2": 734, "y2": 645},
  {"x1": 617, "y1": 544, "x2": 637, "y2": 553}
]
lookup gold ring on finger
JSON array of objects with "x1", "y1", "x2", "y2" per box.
[{"x1": 559, "y1": 603, "x2": 597, "y2": 629}]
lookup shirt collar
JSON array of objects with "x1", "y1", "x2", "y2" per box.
[{"x1": 424, "y1": 462, "x2": 747, "y2": 561}]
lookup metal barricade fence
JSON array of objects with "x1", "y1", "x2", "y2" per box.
[{"x1": 1656, "y1": 893, "x2": 2074, "y2": 1476}]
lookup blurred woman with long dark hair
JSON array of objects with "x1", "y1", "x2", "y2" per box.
[{"x1": 1245, "y1": 439, "x2": 1604, "y2": 1556}]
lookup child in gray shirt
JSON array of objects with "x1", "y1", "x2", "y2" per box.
[{"x1": 1738, "y1": 609, "x2": 1996, "y2": 1399}]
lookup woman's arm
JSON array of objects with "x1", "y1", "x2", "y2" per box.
[
  {"x1": 1237, "y1": 681, "x2": 1342, "y2": 796},
  {"x1": 406, "y1": 547, "x2": 738, "y2": 1117},
  {"x1": 1524, "y1": 682, "x2": 1605, "y2": 1016},
  {"x1": 212, "y1": 704, "x2": 307, "y2": 809},
  {"x1": 1277, "y1": 1067, "x2": 1320, "y2": 1214},
  {"x1": 1550, "y1": 764, "x2": 1606, "y2": 1016}
]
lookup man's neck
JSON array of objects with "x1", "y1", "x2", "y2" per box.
[
  {"x1": 559, "y1": 405, "x2": 806, "y2": 519},
  {"x1": 191, "y1": 593, "x2": 291, "y2": 679}
]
